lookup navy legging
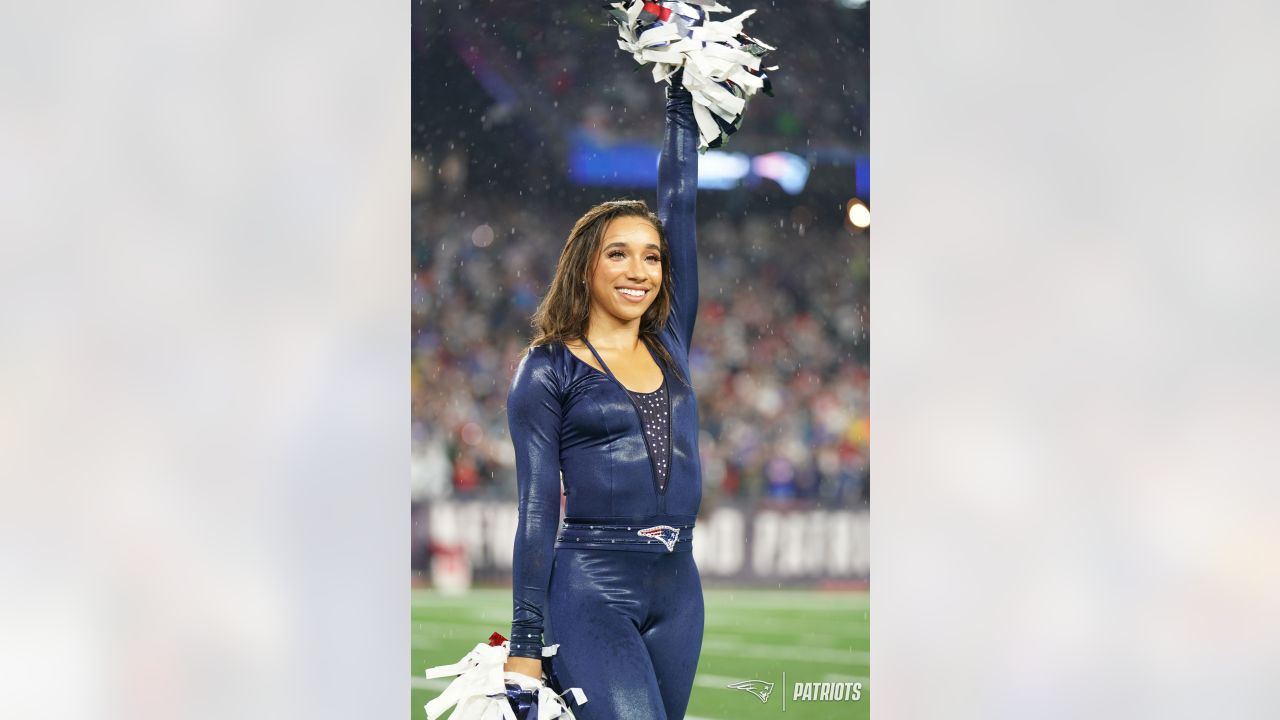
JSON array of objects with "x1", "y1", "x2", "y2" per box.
[{"x1": 544, "y1": 547, "x2": 704, "y2": 720}]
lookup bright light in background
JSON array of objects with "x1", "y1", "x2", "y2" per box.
[
  {"x1": 471, "y1": 224, "x2": 494, "y2": 247},
  {"x1": 576, "y1": 141, "x2": 819, "y2": 193},
  {"x1": 752, "y1": 151, "x2": 810, "y2": 195},
  {"x1": 697, "y1": 150, "x2": 752, "y2": 190},
  {"x1": 847, "y1": 198, "x2": 871, "y2": 229}
]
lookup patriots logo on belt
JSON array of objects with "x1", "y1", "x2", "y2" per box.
[
  {"x1": 636, "y1": 525, "x2": 680, "y2": 552},
  {"x1": 727, "y1": 679, "x2": 775, "y2": 704}
]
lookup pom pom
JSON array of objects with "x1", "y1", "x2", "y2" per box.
[
  {"x1": 607, "y1": 0, "x2": 778, "y2": 150},
  {"x1": 423, "y1": 637, "x2": 587, "y2": 720}
]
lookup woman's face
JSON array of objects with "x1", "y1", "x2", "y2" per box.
[{"x1": 587, "y1": 215, "x2": 663, "y2": 326}]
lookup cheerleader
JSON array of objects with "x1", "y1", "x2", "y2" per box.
[{"x1": 427, "y1": 4, "x2": 774, "y2": 717}]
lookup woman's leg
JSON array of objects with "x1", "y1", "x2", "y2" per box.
[
  {"x1": 545, "y1": 549, "x2": 669, "y2": 720},
  {"x1": 640, "y1": 552, "x2": 705, "y2": 720}
]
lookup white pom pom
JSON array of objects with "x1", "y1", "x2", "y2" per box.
[
  {"x1": 423, "y1": 640, "x2": 586, "y2": 720},
  {"x1": 607, "y1": 0, "x2": 778, "y2": 150}
]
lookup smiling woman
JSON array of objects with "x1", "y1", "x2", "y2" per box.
[
  {"x1": 523, "y1": 199, "x2": 683, "y2": 383},
  {"x1": 593, "y1": 215, "x2": 663, "y2": 315},
  {"x1": 499, "y1": 79, "x2": 707, "y2": 720}
]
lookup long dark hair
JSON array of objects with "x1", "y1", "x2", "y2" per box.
[{"x1": 525, "y1": 199, "x2": 686, "y2": 384}]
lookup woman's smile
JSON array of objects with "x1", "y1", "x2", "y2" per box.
[{"x1": 590, "y1": 215, "x2": 663, "y2": 321}]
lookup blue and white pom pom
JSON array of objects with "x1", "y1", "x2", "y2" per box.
[
  {"x1": 607, "y1": 0, "x2": 778, "y2": 151},
  {"x1": 423, "y1": 638, "x2": 586, "y2": 720}
]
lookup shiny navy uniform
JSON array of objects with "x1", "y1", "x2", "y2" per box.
[{"x1": 506, "y1": 88, "x2": 703, "y2": 720}]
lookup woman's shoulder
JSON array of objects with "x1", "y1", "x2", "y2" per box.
[
  {"x1": 523, "y1": 340, "x2": 571, "y2": 361},
  {"x1": 649, "y1": 323, "x2": 689, "y2": 365},
  {"x1": 511, "y1": 341, "x2": 569, "y2": 390}
]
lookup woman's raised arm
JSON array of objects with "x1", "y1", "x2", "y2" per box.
[{"x1": 657, "y1": 83, "x2": 699, "y2": 354}]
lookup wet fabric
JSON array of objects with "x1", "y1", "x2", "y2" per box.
[
  {"x1": 506, "y1": 89, "x2": 704, "y2": 718},
  {"x1": 545, "y1": 548, "x2": 703, "y2": 720}
]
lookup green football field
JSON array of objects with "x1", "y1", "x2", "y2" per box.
[{"x1": 412, "y1": 588, "x2": 869, "y2": 720}]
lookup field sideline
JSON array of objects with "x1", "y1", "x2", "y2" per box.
[{"x1": 412, "y1": 588, "x2": 869, "y2": 720}]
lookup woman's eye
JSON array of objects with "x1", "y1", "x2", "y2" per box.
[
  {"x1": 609, "y1": 250, "x2": 625, "y2": 258},
  {"x1": 647, "y1": 255, "x2": 660, "y2": 262}
]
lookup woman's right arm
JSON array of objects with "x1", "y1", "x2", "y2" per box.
[{"x1": 505, "y1": 347, "x2": 563, "y2": 661}]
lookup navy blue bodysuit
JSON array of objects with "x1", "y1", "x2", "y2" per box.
[{"x1": 506, "y1": 88, "x2": 703, "y2": 720}]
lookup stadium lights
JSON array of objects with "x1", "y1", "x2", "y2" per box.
[
  {"x1": 697, "y1": 150, "x2": 809, "y2": 194},
  {"x1": 751, "y1": 151, "x2": 810, "y2": 195},
  {"x1": 846, "y1": 198, "x2": 870, "y2": 230},
  {"x1": 471, "y1": 224, "x2": 495, "y2": 248},
  {"x1": 697, "y1": 151, "x2": 752, "y2": 190},
  {"x1": 570, "y1": 133, "x2": 814, "y2": 194}
]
